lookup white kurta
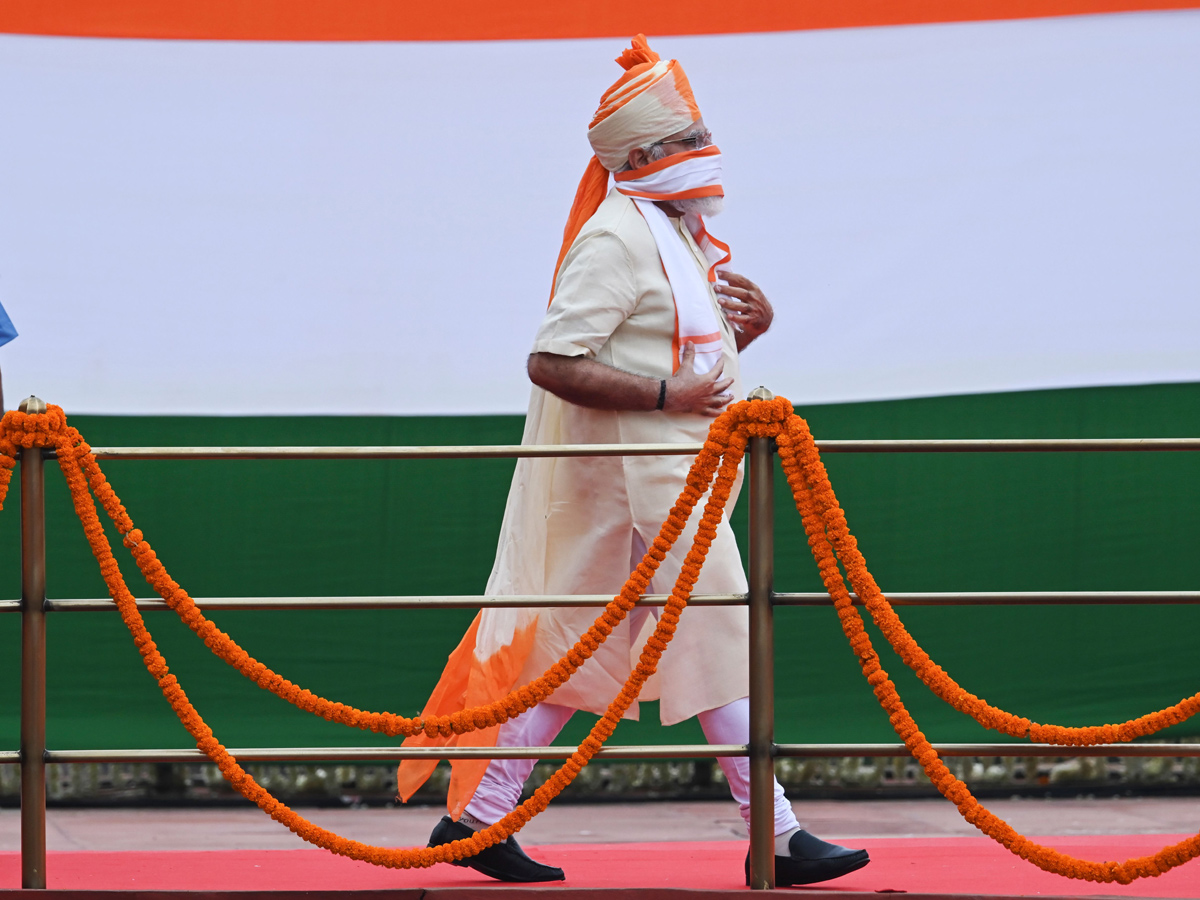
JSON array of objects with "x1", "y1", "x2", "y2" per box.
[{"x1": 482, "y1": 188, "x2": 749, "y2": 725}]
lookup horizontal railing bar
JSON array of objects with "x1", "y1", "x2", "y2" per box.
[
  {"x1": 0, "y1": 600, "x2": 19, "y2": 613},
  {"x1": 776, "y1": 743, "x2": 1200, "y2": 758},
  {"x1": 0, "y1": 751, "x2": 18, "y2": 763},
  {"x1": 816, "y1": 438, "x2": 1200, "y2": 453},
  {"x1": 40, "y1": 594, "x2": 743, "y2": 612},
  {"x1": 54, "y1": 443, "x2": 705, "y2": 461},
  {"x1": 44, "y1": 745, "x2": 747, "y2": 763},
  {"x1": 775, "y1": 591, "x2": 1200, "y2": 606},
  {"x1": 25, "y1": 591, "x2": 1200, "y2": 614},
  {"x1": 23, "y1": 742, "x2": 1200, "y2": 764},
  {"x1": 45, "y1": 437, "x2": 1200, "y2": 462}
]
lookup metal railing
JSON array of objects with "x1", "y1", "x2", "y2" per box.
[{"x1": 6, "y1": 393, "x2": 1200, "y2": 890}]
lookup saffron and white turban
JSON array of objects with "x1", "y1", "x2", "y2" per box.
[{"x1": 587, "y1": 44, "x2": 700, "y2": 173}]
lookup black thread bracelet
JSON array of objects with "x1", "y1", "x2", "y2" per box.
[{"x1": 656, "y1": 379, "x2": 667, "y2": 411}]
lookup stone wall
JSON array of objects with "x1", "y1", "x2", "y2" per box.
[{"x1": 5, "y1": 748, "x2": 1200, "y2": 807}]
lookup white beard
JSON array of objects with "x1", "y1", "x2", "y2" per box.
[{"x1": 673, "y1": 195, "x2": 724, "y2": 217}]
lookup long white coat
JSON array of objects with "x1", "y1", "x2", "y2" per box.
[{"x1": 480, "y1": 189, "x2": 750, "y2": 725}]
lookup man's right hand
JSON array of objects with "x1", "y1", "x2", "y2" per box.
[{"x1": 663, "y1": 343, "x2": 734, "y2": 417}]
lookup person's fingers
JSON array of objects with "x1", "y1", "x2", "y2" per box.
[
  {"x1": 719, "y1": 274, "x2": 764, "y2": 297},
  {"x1": 714, "y1": 284, "x2": 751, "y2": 299},
  {"x1": 718, "y1": 296, "x2": 753, "y2": 311},
  {"x1": 681, "y1": 347, "x2": 702, "y2": 376},
  {"x1": 706, "y1": 358, "x2": 725, "y2": 381},
  {"x1": 724, "y1": 279, "x2": 763, "y2": 297},
  {"x1": 714, "y1": 376, "x2": 735, "y2": 393}
]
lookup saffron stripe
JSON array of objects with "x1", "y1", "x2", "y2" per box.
[{"x1": 1, "y1": 0, "x2": 1197, "y2": 42}]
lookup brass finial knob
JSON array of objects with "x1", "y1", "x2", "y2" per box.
[
  {"x1": 747, "y1": 386, "x2": 774, "y2": 401},
  {"x1": 19, "y1": 396, "x2": 46, "y2": 414}
]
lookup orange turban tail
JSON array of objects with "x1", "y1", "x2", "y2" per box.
[{"x1": 549, "y1": 155, "x2": 611, "y2": 300}]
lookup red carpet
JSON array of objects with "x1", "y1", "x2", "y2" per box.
[{"x1": 3, "y1": 836, "x2": 1199, "y2": 898}]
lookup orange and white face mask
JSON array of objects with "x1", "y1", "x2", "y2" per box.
[{"x1": 612, "y1": 145, "x2": 724, "y2": 203}]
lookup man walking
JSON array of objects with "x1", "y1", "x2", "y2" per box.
[{"x1": 397, "y1": 35, "x2": 869, "y2": 888}]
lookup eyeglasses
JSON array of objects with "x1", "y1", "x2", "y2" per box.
[{"x1": 652, "y1": 128, "x2": 713, "y2": 152}]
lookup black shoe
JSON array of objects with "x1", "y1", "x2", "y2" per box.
[
  {"x1": 428, "y1": 815, "x2": 565, "y2": 883},
  {"x1": 744, "y1": 829, "x2": 870, "y2": 887}
]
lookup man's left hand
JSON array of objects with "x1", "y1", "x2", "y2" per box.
[{"x1": 715, "y1": 271, "x2": 774, "y2": 351}]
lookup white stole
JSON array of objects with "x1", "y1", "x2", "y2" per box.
[
  {"x1": 613, "y1": 147, "x2": 732, "y2": 374},
  {"x1": 633, "y1": 199, "x2": 729, "y2": 374}
]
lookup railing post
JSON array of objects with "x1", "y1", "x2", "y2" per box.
[
  {"x1": 20, "y1": 395, "x2": 48, "y2": 889},
  {"x1": 747, "y1": 386, "x2": 776, "y2": 890}
]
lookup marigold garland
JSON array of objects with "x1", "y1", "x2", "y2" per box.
[
  {"x1": 774, "y1": 411, "x2": 1200, "y2": 883},
  {"x1": 70, "y1": 422, "x2": 728, "y2": 740},
  {"x1": 777, "y1": 412, "x2": 1200, "y2": 747},
  {"x1": 0, "y1": 402, "x2": 748, "y2": 866},
  {"x1": 3, "y1": 400, "x2": 1199, "y2": 881}
]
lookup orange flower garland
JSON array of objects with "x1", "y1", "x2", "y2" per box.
[
  {"x1": 779, "y1": 412, "x2": 1200, "y2": 746},
  {"x1": 0, "y1": 405, "x2": 69, "y2": 512},
  {"x1": 66, "y1": 421, "x2": 728, "y2": 740},
  {"x1": 0, "y1": 402, "x2": 749, "y2": 866},
  {"x1": 775, "y1": 411, "x2": 1200, "y2": 883},
  {"x1": 3, "y1": 399, "x2": 1199, "y2": 881}
]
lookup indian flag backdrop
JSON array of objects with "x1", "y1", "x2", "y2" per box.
[{"x1": 1, "y1": 2, "x2": 1198, "y2": 757}]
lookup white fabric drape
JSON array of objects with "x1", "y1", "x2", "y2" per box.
[
  {"x1": 3, "y1": 16, "x2": 1198, "y2": 414},
  {"x1": 634, "y1": 199, "x2": 725, "y2": 374}
]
